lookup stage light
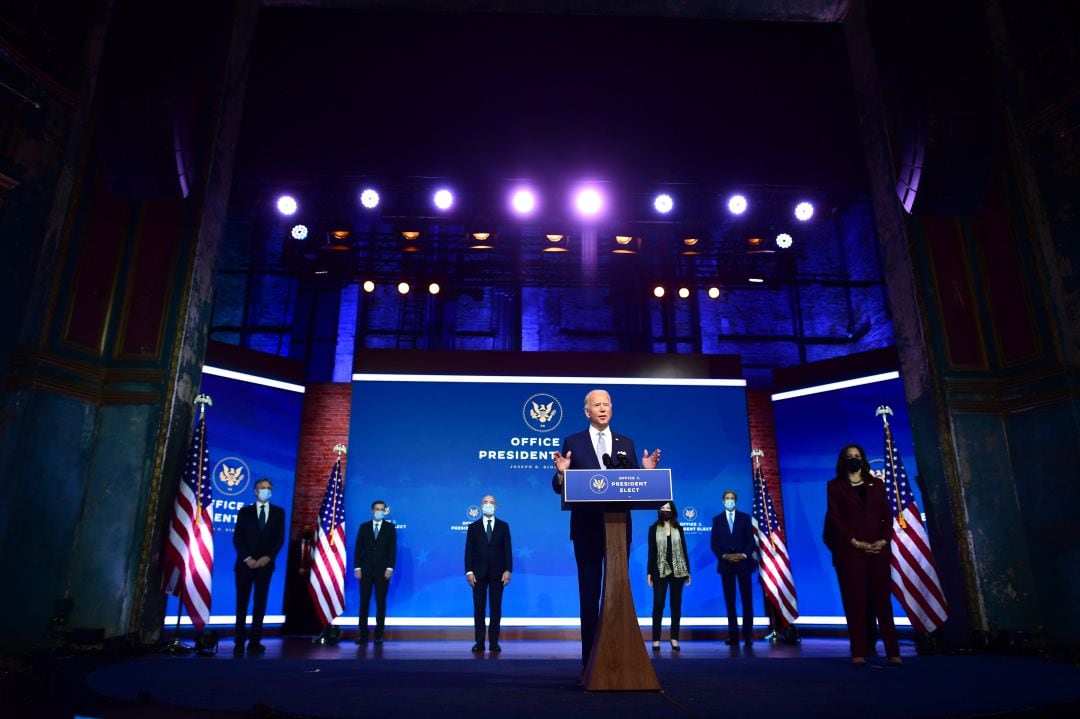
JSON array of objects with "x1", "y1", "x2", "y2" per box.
[
  {"x1": 678, "y1": 287, "x2": 690, "y2": 299},
  {"x1": 727, "y1": 194, "x2": 747, "y2": 215},
  {"x1": 330, "y1": 230, "x2": 350, "y2": 240},
  {"x1": 747, "y1": 237, "x2": 763, "y2": 247},
  {"x1": 290, "y1": 224, "x2": 308, "y2": 240},
  {"x1": 708, "y1": 286, "x2": 721, "y2": 299},
  {"x1": 397, "y1": 282, "x2": 410, "y2": 295},
  {"x1": 360, "y1": 188, "x2": 380, "y2": 209},
  {"x1": 748, "y1": 277, "x2": 765, "y2": 283},
  {"x1": 794, "y1": 201, "x2": 814, "y2": 221},
  {"x1": 511, "y1": 189, "x2": 536, "y2": 215},
  {"x1": 612, "y1": 235, "x2": 638, "y2": 254},
  {"x1": 776, "y1": 233, "x2": 793, "y2": 249},
  {"x1": 654, "y1": 193, "x2": 673, "y2": 214},
  {"x1": 543, "y1": 234, "x2": 568, "y2": 253},
  {"x1": 469, "y1": 231, "x2": 494, "y2": 249},
  {"x1": 362, "y1": 280, "x2": 376, "y2": 293},
  {"x1": 575, "y1": 188, "x2": 603, "y2": 217},
  {"x1": 276, "y1": 195, "x2": 298, "y2": 216},
  {"x1": 681, "y1": 236, "x2": 704, "y2": 256},
  {"x1": 401, "y1": 231, "x2": 421, "y2": 240},
  {"x1": 428, "y1": 282, "x2": 441, "y2": 295},
  {"x1": 433, "y1": 189, "x2": 454, "y2": 210},
  {"x1": 653, "y1": 286, "x2": 665, "y2": 298}
]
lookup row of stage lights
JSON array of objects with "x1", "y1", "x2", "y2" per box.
[
  {"x1": 354, "y1": 280, "x2": 763, "y2": 297},
  {"x1": 274, "y1": 188, "x2": 816, "y2": 222},
  {"x1": 292, "y1": 224, "x2": 798, "y2": 253}
]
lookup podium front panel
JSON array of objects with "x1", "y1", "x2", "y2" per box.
[{"x1": 562, "y1": 468, "x2": 672, "y2": 510}]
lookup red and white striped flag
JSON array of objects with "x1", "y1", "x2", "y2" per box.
[
  {"x1": 750, "y1": 450, "x2": 799, "y2": 625},
  {"x1": 879, "y1": 408, "x2": 948, "y2": 633},
  {"x1": 162, "y1": 400, "x2": 214, "y2": 629},
  {"x1": 308, "y1": 453, "x2": 347, "y2": 626}
]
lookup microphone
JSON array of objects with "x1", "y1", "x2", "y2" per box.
[{"x1": 602, "y1": 453, "x2": 614, "y2": 469}]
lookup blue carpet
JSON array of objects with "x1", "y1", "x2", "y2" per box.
[{"x1": 84, "y1": 653, "x2": 1080, "y2": 718}]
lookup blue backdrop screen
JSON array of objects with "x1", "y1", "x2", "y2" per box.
[
  {"x1": 772, "y1": 375, "x2": 923, "y2": 622},
  {"x1": 344, "y1": 376, "x2": 757, "y2": 624},
  {"x1": 165, "y1": 371, "x2": 303, "y2": 626}
]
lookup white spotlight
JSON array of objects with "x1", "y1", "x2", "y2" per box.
[
  {"x1": 290, "y1": 224, "x2": 308, "y2": 240},
  {"x1": 653, "y1": 194, "x2": 674, "y2": 214},
  {"x1": 794, "y1": 201, "x2": 814, "y2": 221},
  {"x1": 727, "y1": 194, "x2": 748, "y2": 215},
  {"x1": 428, "y1": 282, "x2": 441, "y2": 295},
  {"x1": 776, "y1": 233, "x2": 793, "y2": 249},
  {"x1": 360, "y1": 188, "x2": 380, "y2": 209},
  {"x1": 433, "y1": 189, "x2": 454, "y2": 210},
  {"x1": 678, "y1": 287, "x2": 690, "y2": 299},
  {"x1": 362, "y1": 280, "x2": 376, "y2": 293},
  {"x1": 397, "y1": 282, "x2": 410, "y2": 295}
]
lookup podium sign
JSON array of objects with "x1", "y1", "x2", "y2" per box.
[{"x1": 562, "y1": 468, "x2": 672, "y2": 508}]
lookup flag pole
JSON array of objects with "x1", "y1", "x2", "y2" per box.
[
  {"x1": 751, "y1": 449, "x2": 774, "y2": 550},
  {"x1": 876, "y1": 405, "x2": 906, "y2": 529},
  {"x1": 330, "y1": 444, "x2": 346, "y2": 548}
]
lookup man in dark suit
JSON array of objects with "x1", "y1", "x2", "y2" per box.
[
  {"x1": 233, "y1": 477, "x2": 286, "y2": 656},
  {"x1": 552, "y1": 388, "x2": 661, "y2": 665},
  {"x1": 464, "y1": 494, "x2": 513, "y2": 653},
  {"x1": 711, "y1": 490, "x2": 758, "y2": 647},
  {"x1": 354, "y1": 499, "x2": 396, "y2": 644}
]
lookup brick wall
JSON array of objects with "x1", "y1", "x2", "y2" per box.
[
  {"x1": 746, "y1": 389, "x2": 786, "y2": 529},
  {"x1": 290, "y1": 383, "x2": 353, "y2": 540}
]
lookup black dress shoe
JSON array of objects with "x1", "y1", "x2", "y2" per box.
[
  {"x1": 744, "y1": 639, "x2": 754, "y2": 647},
  {"x1": 232, "y1": 643, "x2": 244, "y2": 656},
  {"x1": 670, "y1": 641, "x2": 681, "y2": 651},
  {"x1": 355, "y1": 634, "x2": 369, "y2": 644},
  {"x1": 471, "y1": 643, "x2": 484, "y2": 653},
  {"x1": 489, "y1": 643, "x2": 501, "y2": 653},
  {"x1": 725, "y1": 638, "x2": 739, "y2": 646},
  {"x1": 248, "y1": 642, "x2": 266, "y2": 654},
  {"x1": 374, "y1": 637, "x2": 384, "y2": 644}
]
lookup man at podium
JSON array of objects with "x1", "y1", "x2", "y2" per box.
[{"x1": 552, "y1": 388, "x2": 661, "y2": 664}]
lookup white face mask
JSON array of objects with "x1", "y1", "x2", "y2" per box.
[
  {"x1": 482, "y1": 502, "x2": 495, "y2": 516},
  {"x1": 723, "y1": 499, "x2": 736, "y2": 511},
  {"x1": 373, "y1": 510, "x2": 385, "y2": 521},
  {"x1": 257, "y1": 488, "x2": 272, "y2": 502}
]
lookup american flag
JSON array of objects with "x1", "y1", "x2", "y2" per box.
[
  {"x1": 162, "y1": 410, "x2": 214, "y2": 630},
  {"x1": 308, "y1": 455, "x2": 347, "y2": 626},
  {"x1": 882, "y1": 421, "x2": 948, "y2": 633},
  {"x1": 750, "y1": 452, "x2": 799, "y2": 625}
]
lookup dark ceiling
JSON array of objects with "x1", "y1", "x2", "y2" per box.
[{"x1": 235, "y1": 7, "x2": 868, "y2": 194}]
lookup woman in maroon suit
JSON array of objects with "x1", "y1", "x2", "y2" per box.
[{"x1": 824, "y1": 444, "x2": 902, "y2": 666}]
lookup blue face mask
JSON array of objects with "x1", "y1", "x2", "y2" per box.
[
  {"x1": 373, "y1": 510, "x2": 385, "y2": 521},
  {"x1": 257, "y1": 488, "x2": 272, "y2": 502},
  {"x1": 723, "y1": 499, "x2": 736, "y2": 511},
  {"x1": 482, "y1": 502, "x2": 495, "y2": 516}
]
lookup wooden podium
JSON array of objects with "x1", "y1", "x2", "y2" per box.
[
  {"x1": 582, "y1": 510, "x2": 662, "y2": 691},
  {"x1": 562, "y1": 468, "x2": 671, "y2": 692}
]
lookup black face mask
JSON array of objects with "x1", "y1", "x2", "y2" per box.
[
  {"x1": 659, "y1": 511, "x2": 672, "y2": 521},
  {"x1": 844, "y1": 457, "x2": 863, "y2": 474}
]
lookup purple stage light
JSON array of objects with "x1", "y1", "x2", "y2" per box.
[
  {"x1": 433, "y1": 189, "x2": 454, "y2": 210},
  {"x1": 727, "y1": 194, "x2": 747, "y2": 215},
  {"x1": 794, "y1": 201, "x2": 814, "y2": 221},
  {"x1": 276, "y1": 195, "x2": 298, "y2": 216},
  {"x1": 511, "y1": 189, "x2": 536, "y2": 215},
  {"x1": 575, "y1": 188, "x2": 603, "y2": 217},
  {"x1": 654, "y1": 193, "x2": 674, "y2": 214},
  {"x1": 360, "y1": 188, "x2": 380, "y2": 209}
]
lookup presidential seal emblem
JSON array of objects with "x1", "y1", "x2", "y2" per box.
[
  {"x1": 212, "y1": 457, "x2": 251, "y2": 496},
  {"x1": 466, "y1": 505, "x2": 481, "y2": 521},
  {"x1": 589, "y1": 474, "x2": 609, "y2": 495},
  {"x1": 682, "y1": 506, "x2": 698, "y2": 522},
  {"x1": 523, "y1": 393, "x2": 563, "y2": 433}
]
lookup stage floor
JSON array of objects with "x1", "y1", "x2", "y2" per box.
[{"x1": 75, "y1": 638, "x2": 1080, "y2": 719}]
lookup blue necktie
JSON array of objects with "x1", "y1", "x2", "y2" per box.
[
  {"x1": 728, "y1": 512, "x2": 734, "y2": 533},
  {"x1": 486, "y1": 519, "x2": 493, "y2": 543},
  {"x1": 374, "y1": 521, "x2": 380, "y2": 540}
]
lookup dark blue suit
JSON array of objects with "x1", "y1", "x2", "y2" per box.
[
  {"x1": 552, "y1": 429, "x2": 637, "y2": 663},
  {"x1": 464, "y1": 516, "x2": 513, "y2": 646},
  {"x1": 710, "y1": 509, "x2": 757, "y2": 641},
  {"x1": 233, "y1": 502, "x2": 285, "y2": 644}
]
